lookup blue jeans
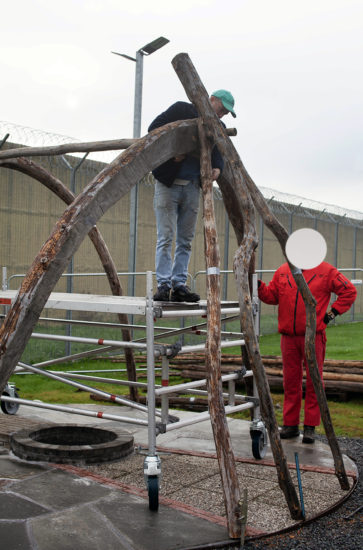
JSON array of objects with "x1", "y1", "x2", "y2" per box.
[{"x1": 154, "y1": 179, "x2": 200, "y2": 288}]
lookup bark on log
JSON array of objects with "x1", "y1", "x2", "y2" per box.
[
  {"x1": 172, "y1": 52, "x2": 303, "y2": 520},
  {"x1": 264, "y1": 367, "x2": 363, "y2": 383},
  {"x1": 171, "y1": 353, "x2": 363, "y2": 369},
  {"x1": 181, "y1": 363, "x2": 363, "y2": 383},
  {"x1": 138, "y1": 354, "x2": 363, "y2": 390},
  {"x1": 262, "y1": 355, "x2": 363, "y2": 368},
  {"x1": 0, "y1": 128, "x2": 236, "y2": 161},
  {"x1": 178, "y1": 366, "x2": 363, "y2": 394},
  {"x1": 0, "y1": 119, "x2": 200, "y2": 394},
  {"x1": 265, "y1": 376, "x2": 363, "y2": 393},
  {"x1": 224, "y1": 190, "x2": 350, "y2": 487},
  {"x1": 0, "y1": 157, "x2": 138, "y2": 402},
  {"x1": 303, "y1": 279, "x2": 350, "y2": 489},
  {"x1": 199, "y1": 119, "x2": 241, "y2": 538},
  {"x1": 0, "y1": 138, "x2": 136, "y2": 160}
]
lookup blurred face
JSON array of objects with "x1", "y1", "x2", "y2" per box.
[{"x1": 210, "y1": 96, "x2": 229, "y2": 118}]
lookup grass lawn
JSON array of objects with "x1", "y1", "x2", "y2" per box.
[
  {"x1": 7, "y1": 323, "x2": 363, "y2": 439},
  {"x1": 251, "y1": 321, "x2": 363, "y2": 360}
]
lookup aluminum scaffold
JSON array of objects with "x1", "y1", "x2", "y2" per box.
[{"x1": 0, "y1": 271, "x2": 267, "y2": 511}]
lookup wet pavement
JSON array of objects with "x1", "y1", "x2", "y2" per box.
[{"x1": 0, "y1": 404, "x2": 358, "y2": 550}]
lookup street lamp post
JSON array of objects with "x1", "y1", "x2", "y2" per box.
[{"x1": 112, "y1": 37, "x2": 169, "y2": 298}]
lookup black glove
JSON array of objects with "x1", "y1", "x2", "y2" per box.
[
  {"x1": 258, "y1": 279, "x2": 262, "y2": 289},
  {"x1": 324, "y1": 307, "x2": 339, "y2": 324}
]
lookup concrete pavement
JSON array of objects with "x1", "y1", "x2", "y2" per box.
[{"x1": 0, "y1": 404, "x2": 358, "y2": 549}]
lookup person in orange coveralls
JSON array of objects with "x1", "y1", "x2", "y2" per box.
[{"x1": 258, "y1": 261, "x2": 357, "y2": 443}]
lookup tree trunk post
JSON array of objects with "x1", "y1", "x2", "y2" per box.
[
  {"x1": 199, "y1": 119, "x2": 241, "y2": 538},
  {"x1": 299, "y1": 271, "x2": 350, "y2": 490},
  {"x1": 172, "y1": 51, "x2": 348, "y2": 494},
  {"x1": 172, "y1": 52, "x2": 303, "y2": 521}
]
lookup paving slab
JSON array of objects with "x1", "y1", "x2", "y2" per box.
[
  {"x1": 96, "y1": 490, "x2": 230, "y2": 550},
  {"x1": 0, "y1": 455, "x2": 50, "y2": 479},
  {"x1": 0, "y1": 491, "x2": 50, "y2": 519},
  {"x1": 0, "y1": 521, "x2": 32, "y2": 549},
  {"x1": 30, "y1": 502, "x2": 135, "y2": 550},
  {"x1": 8, "y1": 468, "x2": 113, "y2": 511},
  {"x1": 0, "y1": 404, "x2": 358, "y2": 549}
]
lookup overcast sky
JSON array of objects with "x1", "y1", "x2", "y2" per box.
[{"x1": 1, "y1": 0, "x2": 362, "y2": 215}]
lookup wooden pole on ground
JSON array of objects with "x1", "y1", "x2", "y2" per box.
[
  {"x1": 172, "y1": 52, "x2": 349, "y2": 492},
  {"x1": 303, "y1": 286, "x2": 350, "y2": 490},
  {"x1": 172, "y1": 52, "x2": 303, "y2": 520},
  {"x1": 199, "y1": 119, "x2": 241, "y2": 538}
]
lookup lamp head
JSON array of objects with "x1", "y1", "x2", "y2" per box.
[{"x1": 140, "y1": 37, "x2": 169, "y2": 55}]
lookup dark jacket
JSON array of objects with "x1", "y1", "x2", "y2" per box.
[
  {"x1": 258, "y1": 262, "x2": 357, "y2": 336},
  {"x1": 148, "y1": 101, "x2": 224, "y2": 187}
]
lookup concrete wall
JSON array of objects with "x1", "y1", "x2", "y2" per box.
[{"x1": 1, "y1": 141, "x2": 362, "y2": 330}]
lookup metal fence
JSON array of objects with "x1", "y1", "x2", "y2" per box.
[
  {"x1": 2, "y1": 266, "x2": 362, "y2": 363},
  {"x1": 1, "y1": 121, "x2": 362, "y2": 360}
]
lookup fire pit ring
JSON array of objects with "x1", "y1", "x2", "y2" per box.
[{"x1": 10, "y1": 424, "x2": 134, "y2": 465}]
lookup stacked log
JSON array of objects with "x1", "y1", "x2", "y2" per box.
[
  {"x1": 168, "y1": 353, "x2": 363, "y2": 396},
  {"x1": 103, "y1": 352, "x2": 363, "y2": 396},
  {"x1": 260, "y1": 355, "x2": 363, "y2": 395}
]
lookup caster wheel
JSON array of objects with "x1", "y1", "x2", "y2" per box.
[
  {"x1": 1, "y1": 391, "x2": 20, "y2": 415},
  {"x1": 251, "y1": 430, "x2": 267, "y2": 460},
  {"x1": 147, "y1": 475, "x2": 159, "y2": 511}
]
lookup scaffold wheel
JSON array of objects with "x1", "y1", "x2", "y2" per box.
[
  {"x1": 1, "y1": 391, "x2": 20, "y2": 415},
  {"x1": 251, "y1": 430, "x2": 267, "y2": 460},
  {"x1": 147, "y1": 475, "x2": 159, "y2": 511}
]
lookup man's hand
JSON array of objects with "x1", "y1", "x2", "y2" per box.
[
  {"x1": 212, "y1": 168, "x2": 221, "y2": 181},
  {"x1": 324, "y1": 308, "x2": 339, "y2": 324}
]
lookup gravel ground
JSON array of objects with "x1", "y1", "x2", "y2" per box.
[
  {"x1": 87, "y1": 436, "x2": 362, "y2": 550},
  {"x1": 229, "y1": 436, "x2": 362, "y2": 550}
]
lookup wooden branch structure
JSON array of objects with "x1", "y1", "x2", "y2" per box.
[
  {"x1": 172, "y1": 53, "x2": 303, "y2": 521},
  {"x1": 199, "y1": 119, "x2": 241, "y2": 537},
  {"x1": 172, "y1": 53, "x2": 349, "y2": 492},
  {"x1": 0, "y1": 51, "x2": 350, "y2": 536},
  {"x1": 0, "y1": 138, "x2": 136, "y2": 160},
  {"x1": 0, "y1": 128, "x2": 236, "y2": 161},
  {"x1": 0, "y1": 156, "x2": 138, "y2": 401},
  {"x1": 0, "y1": 119, "x2": 199, "y2": 393}
]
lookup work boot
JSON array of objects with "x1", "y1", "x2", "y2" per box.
[
  {"x1": 302, "y1": 425, "x2": 315, "y2": 444},
  {"x1": 171, "y1": 285, "x2": 200, "y2": 303},
  {"x1": 280, "y1": 425, "x2": 300, "y2": 439},
  {"x1": 153, "y1": 284, "x2": 170, "y2": 301}
]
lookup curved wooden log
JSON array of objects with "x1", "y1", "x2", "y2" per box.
[
  {"x1": 0, "y1": 119, "x2": 199, "y2": 395},
  {"x1": 0, "y1": 157, "x2": 139, "y2": 401},
  {"x1": 199, "y1": 119, "x2": 241, "y2": 538},
  {"x1": 172, "y1": 52, "x2": 303, "y2": 520}
]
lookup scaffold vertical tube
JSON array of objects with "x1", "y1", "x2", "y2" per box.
[
  {"x1": 146, "y1": 271, "x2": 156, "y2": 454},
  {"x1": 161, "y1": 355, "x2": 170, "y2": 424}
]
